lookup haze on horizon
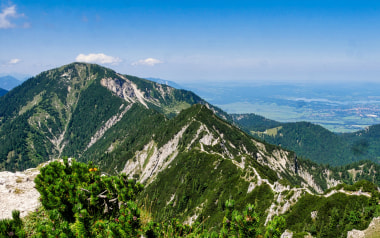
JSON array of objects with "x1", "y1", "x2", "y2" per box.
[{"x1": 1, "y1": 0, "x2": 379, "y2": 84}]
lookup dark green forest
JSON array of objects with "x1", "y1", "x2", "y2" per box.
[
  {"x1": 0, "y1": 88, "x2": 7, "y2": 97},
  {"x1": 232, "y1": 113, "x2": 380, "y2": 166}
]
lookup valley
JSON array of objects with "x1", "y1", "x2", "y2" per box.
[
  {"x1": 183, "y1": 81, "x2": 380, "y2": 133},
  {"x1": 0, "y1": 63, "x2": 379, "y2": 237},
  {"x1": 3, "y1": 1, "x2": 380, "y2": 236}
]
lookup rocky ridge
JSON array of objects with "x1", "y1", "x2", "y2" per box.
[{"x1": 0, "y1": 63, "x2": 210, "y2": 171}]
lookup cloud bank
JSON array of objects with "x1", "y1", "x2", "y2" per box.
[
  {"x1": 75, "y1": 53, "x2": 121, "y2": 64},
  {"x1": 0, "y1": 5, "x2": 24, "y2": 29},
  {"x1": 132, "y1": 58, "x2": 163, "y2": 66}
]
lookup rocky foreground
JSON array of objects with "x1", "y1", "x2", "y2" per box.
[
  {"x1": 1, "y1": 161, "x2": 380, "y2": 238},
  {"x1": 0, "y1": 167, "x2": 41, "y2": 220}
]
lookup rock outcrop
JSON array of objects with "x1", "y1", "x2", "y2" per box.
[{"x1": 0, "y1": 167, "x2": 40, "y2": 219}]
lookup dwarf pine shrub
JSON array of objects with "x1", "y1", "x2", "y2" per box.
[{"x1": 34, "y1": 157, "x2": 143, "y2": 237}]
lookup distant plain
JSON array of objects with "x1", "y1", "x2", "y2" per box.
[{"x1": 183, "y1": 81, "x2": 380, "y2": 133}]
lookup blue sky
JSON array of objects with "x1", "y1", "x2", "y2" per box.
[{"x1": 1, "y1": 0, "x2": 380, "y2": 82}]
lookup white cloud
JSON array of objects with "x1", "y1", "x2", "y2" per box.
[
  {"x1": 132, "y1": 58, "x2": 163, "y2": 66},
  {"x1": 75, "y1": 53, "x2": 122, "y2": 65},
  {"x1": 0, "y1": 5, "x2": 25, "y2": 29},
  {"x1": 9, "y1": 58, "x2": 20, "y2": 64}
]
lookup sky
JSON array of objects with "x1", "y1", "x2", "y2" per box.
[{"x1": 1, "y1": 0, "x2": 380, "y2": 83}]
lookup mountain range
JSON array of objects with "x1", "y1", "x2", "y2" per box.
[
  {"x1": 0, "y1": 75, "x2": 22, "y2": 91},
  {"x1": 0, "y1": 88, "x2": 7, "y2": 97},
  {"x1": 0, "y1": 62, "x2": 379, "y2": 237}
]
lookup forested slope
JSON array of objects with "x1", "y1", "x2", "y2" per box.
[
  {"x1": 0, "y1": 88, "x2": 7, "y2": 97},
  {"x1": 1, "y1": 63, "x2": 379, "y2": 237},
  {"x1": 232, "y1": 113, "x2": 380, "y2": 166},
  {"x1": 0, "y1": 63, "x2": 222, "y2": 172}
]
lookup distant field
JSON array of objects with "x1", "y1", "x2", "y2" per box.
[
  {"x1": 251, "y1": 126, "x2": 283, "y2": 137},
  {"x1": 216, "y1": 102, "x2": 304, "y2": 121},
  {"x1": 184, "y1": 81, "x2": 380, "y2": 133},
  {"x1": 217, "y1": 101, "x2": 380, "y2": 133}
]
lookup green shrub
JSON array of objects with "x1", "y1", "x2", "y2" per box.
[
  {"x1": 34, "y1": 157, "x2": 144, "y2": 237},
  {"x1": 0, "y1": 210, "x2": 25, "y2": 237}
]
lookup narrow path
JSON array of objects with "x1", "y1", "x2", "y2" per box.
[{"x1": 323, "y1": 188, "x2": 371, "y2": 198}]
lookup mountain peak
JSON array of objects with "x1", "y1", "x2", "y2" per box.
[
  {"x1": 0, "y1": 75, "x2": 22, "y2": 91},
  {"x1": 0, "y1": 64, "x2": 213, "y2": 171}
]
